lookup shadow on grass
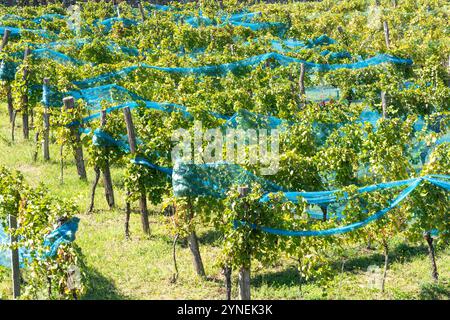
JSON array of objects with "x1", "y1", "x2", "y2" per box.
[
  {"x1": 161, "y1": 229, "x2": 223, "y2": 249},
  {"x1": 336, "y1": 242, "x2": 428, "y2": 272},
  {"x1": 252, "y1": 266, "x2": 300, "y2": 289},
  {"x1": 419, "y1": 282, "x2": 450, "y2": 300},
  {"x1": 252, "y1": 242, "x2": 436, "y2": 291},
  {"x1": 75, "y1": 246, "x2": 129, "y2": 300},
  {"x1": 198, "y1": 229, "x2": 223, "y2": 246}
]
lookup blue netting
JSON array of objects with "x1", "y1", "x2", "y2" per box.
[
  {"x1": 0, "y1": 217, "x2": 79, "y2": 268},
  {"x1": 73, "y1": 52, "x2": 411, "y2": 88},
  {"x1": 305, "y1": 85, "x2": 341, "y2": 102},
  {"x1": 0, "y1": 224, "x2": 11, "y2": 267},
  {"x1": 223, "y1": 108, "x2": 287, "y2": 130},
  {"x1": 229, "y1": 21, "x2": 287, "y2": 35},
  {"x1": 0, "y1": 26, "x2": 53, "y2": 39},
  {"x1": 0, "y1": 14, "x2": 26, "y2": 21},
  {"x1": 173, "y1": 9, "x2": 287, "y2": 35},
  {"x1": 31, "y1": 48, "x2": 84, "y2": 65},
  {"x1": 32, "y1": 38, "x2": 139, "y2": 57},
  {"x1": 226, "y1": 12, "x2": 262, "y2": 22},
  {"x1": 32, "y1": 13, "x2": 65, "y2": 24},
  {"x1": 75, "y1": 104, "x2": 448, "y2": 237},
  {"x1": 1, "y1": 47, "x2": 83, "y2": 81},
  {"x1": 41, "y1": 217, "x2": 80, "y2": 258},
  {"x1": 132, "y1": 157, "x2": 173, "y2": 176},
  {"x1": 1, "y1": 13, "x2": 65, "y2": 24},
  {"x1": 1, "y1": 8, "x2": 287, "y2": 36},
  {"x1": 92, "y1": 128, "x2": 131, "y2": 152},
  {"x1": 260, "y1": 177, "x2": 417, "y2": 205},
  {"x1": 65, "y1": 84, "x2": 294, "y2": 127},
  {"x1": 172, "y1": 161, "x2": 285, "y2": 199},
  {"x1": 0, "y1": 59, "x2": 18, "y2": 81},
  {"x1": 320, "y1": 50, "x2": 352, "y2": 60},
  {"x1": 61, "y1": 84, "x2": 192, "y2": 117},
  {"x1": 146, "y1": 4, "x2": 174, "y2": 12},
  {"x1": 237, "y1": 175, "x2": 450, "y2": 237},
  {"x1": 270, "y1": 35, "x2": 335, "y2": 52},
  {"x1": 97, "y1": 17, "x2": 138, "y2": 32}
]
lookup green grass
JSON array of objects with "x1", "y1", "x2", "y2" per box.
[{"x1": 0, "y1": 105, "x2": 449, "y2": 300}]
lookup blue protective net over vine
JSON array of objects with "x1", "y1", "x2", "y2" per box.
[{"x1": 0, "y1": 217, "x2": 80, "y2": 269}]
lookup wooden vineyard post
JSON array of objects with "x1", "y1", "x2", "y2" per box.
[
  {"x1": 447, "y1": 54, "x2": 450, "y2": 88},
  {"x1": 87, "y1": 165, "x2": 101, "y2": 214},
  {"x1": 337, "y1": 26, "x2": 349, "y2": 47},
  {"x1": 223, "y1": 264, "x2": 232, "y2": 300},
  {"x1": 288, "y1": 73, "x2": 297, "y2": 106},
  {"x1": 63, "y1": 97, "x2": 87, "y2": 180},
  {"x1": 123, "y1": 106, "x2": 150, "y2": 236},
  {"x1": 6, "y1": 82, "x2": 14, "y2": 124},
  {"x1": 0, "y1": 29, "x2": 10, "y2": 55},
  {"x1": 299, "y1": 63, "x2": 306, "y2": 106},
  {"x1": 383, "y1": 21, "x2": 391, "y2": 49},
  {"x1": 116, "y1": 3, "x2": 121, "y2": 19},
  {"x1": 238, "y1": 186, "x2": 251, "y2": 300},
  {"x1": 88, "y1": 110, "x2": 116, "y2": 213},
  {"x1": 42, "y1": 78, "x2": 50, "y2": 161},
  {"x1": 424, "y1": 232, "x2": 439, "y2": 281},
  {"x1": 381, "y1": 11, "x2": 390, "y2": 121},
  {"x1": 0, "y1": 29, "x2": 14, "y2": 123},
  {"x1": 9, "y1": 214, "x2": 21, "y2": 299},
  {"x1": 138, "y1": 1, "x2": 146, "y2": 22},
  {"x1": 381, "y1": 91, "x2": 388, "y2": 118},
  {"x1": 22, "y1": 47, "x2": 31, "y2": 140},
  {"x1": 101, "y1": 111, "x2": 115, "y2": 209},
  {"x1": 11, "y1": 110, "x2": 17, "y2": 142},
  {"x1": 186, "y1": 197, "x2": 206, "y2": 278}
]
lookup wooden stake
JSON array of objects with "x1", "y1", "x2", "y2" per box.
[
  {"x1": 101, "y1": 110, "x2": 115, "y2": 209},
  {"x1": 0, "y1": 28, "x2": 11, "y2": 50},
  {"x1": 381, "y1": 240, "x2": 389, "y2": 293},
  {"x1": 123, "y1": 107, "x2": 137, "y2": 153},
  {"x1": 43, "y1": 78, "x2": 50, "y2": 161},
  {"x1": 87, "y1": 166, "x2": 101, "y2": 214},
  {"x1": 6, "y1": 84, "x2": 14, "y2": 123},
  {"x1": 63, "y1": 97, "x2": 87, "y2": 180},
  {"x1": 60, "y1": 144, "x2": 64, "y2": 184},
  {"x1": 11, "y1": 110, "x2": 17, "y2": 142},
  {"x1": 116, "y1": 4, "x2": 121, "y2": 18},
  {"x1": 238, "y1": 186, "x2": 251, "y2": 300},
  {"x1": 188, "y1": 229, "x2": 205, "y2": 277},
  {"x1": 424, "y1": 232, "x2": 439, "y2": 281},
  {"x1": 447, "y1": 54, "x2": 450, "y2": 87},
  {"x1": 22, "y1": 47, "x2": 31, "y2": 140},
  {"x1": 9, "y1": 214, "x2": 20, "y2": 299},
  {"x1": 1, "y1": 29, "x2": 13, "y2": 123},
  {"x1": 381, "y1": 91, "x2": 388, "y2": 118},
  {"x1": 223, "y1": 265, "x2": 232, "y2": 300},
  {"x1": 125, "y1": 191, "x2": 131, "y2": 239},
  {"x1": 186, "y1": 197, "x2": 206, "y2": 278},
  {"x1": 33, "y1": 131, "x2": 40, "y2": 162},
  {"x1": 123, "y1": 107, "x2": 150, "y2": 235},
  {"x1": 299, "y1": 63, "x2": 306, "y2": 105},
  {"x1": 383, "y1": 21, "x2": 390, "y2": 49},
  {"x1": 138, "y1": 1, "x2": 146, "y2": 22}
]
